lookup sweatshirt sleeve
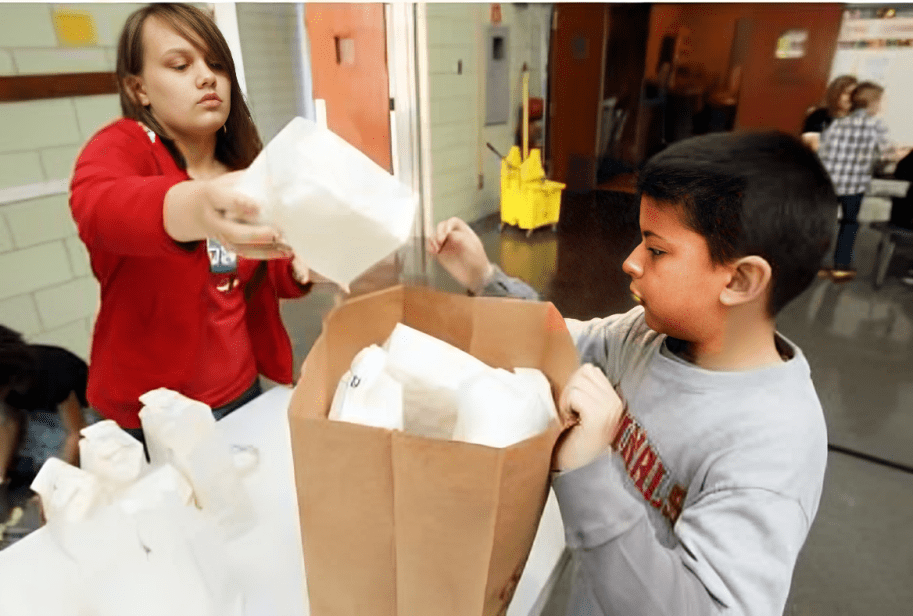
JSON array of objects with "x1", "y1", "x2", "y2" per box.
[
  {"x1": 553, "y1": 454, "x2": 811, "y2": 616},
  {"x1": 267, "y1": 258, "x2": 313, "y2": 299},
  {"x1": 70, "y1": 124, "x2": 191, "y2": 258},
  {"x1": 475, "y1": 264, "x2": 540, "y2": 300}
]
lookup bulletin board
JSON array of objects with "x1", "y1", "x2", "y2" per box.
[{"x1": 830, "y1": 16, "x2": 913, "y2": 145}]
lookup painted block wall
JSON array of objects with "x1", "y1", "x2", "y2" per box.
[
  {"x1": 425, "y1": 3, "x2": 552, "y2": 224},
  {"x1": 236, "y1": 3, "x2": 308, "y2": 143},
  {"x1": 0, "y1": 3, "x2": 143, "y2": 359}
]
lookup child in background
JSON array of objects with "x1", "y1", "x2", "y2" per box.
[
  {"x1": 1, "y1": 325, "x2": 91, "y2": 540},
  {"x1": 801, "y1": 74, "x2": 857, "y2": 151},
  {"x1": 428, "y1": 131, "x2": 835, "y2": 616},
  {"x1": 817, "y1": 81, "x2": 896, "y2": 281}
]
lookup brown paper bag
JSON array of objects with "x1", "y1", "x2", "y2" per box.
[{"x1": 288, "y1": 286, "x2": 578, "y2": 616}]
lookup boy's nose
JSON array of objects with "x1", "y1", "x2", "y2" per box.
[{"x1": 622, "y1": 245, "x2": 643, "y2": 278}]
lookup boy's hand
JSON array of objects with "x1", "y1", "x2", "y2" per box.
[
  {"x1": 554, "y1": 364, "x2": 625, "y2": 472},
  {"x1": 426, "y1": 217, "x2": 493, "y2": 292}
]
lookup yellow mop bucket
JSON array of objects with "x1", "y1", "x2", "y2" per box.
[{"x1": 494, "y1": 69, "x2": 564, "y2": 237}]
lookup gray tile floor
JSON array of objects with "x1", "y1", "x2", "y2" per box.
[{"x1": 280, "y1": 190, "x2": 913, "y2": 615}]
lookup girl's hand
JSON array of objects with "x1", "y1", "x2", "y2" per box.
[
  {"x1": 426, "y1": 217, "x2": 493, "y2": 292},
  {"x1": 164, "y1": 171, "x2": 291, "y2": 260}
]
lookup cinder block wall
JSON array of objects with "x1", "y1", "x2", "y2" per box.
[
  {"x1": 425, "y1": 3, "x2": 552, "y2": 224},
  {"x1": 236, "y1": 3, "x2": 307, "y2": 143},
  {"x1": 0, "y1": 4, "x2": 144, "y2": 359}
]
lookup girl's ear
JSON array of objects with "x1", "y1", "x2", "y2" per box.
[
  {"x1": 719, "y1": 255, "x2": 772, "y2": 307},
  {"x1": 124, "y1": 75, "x2": 149, "y2": 107}
]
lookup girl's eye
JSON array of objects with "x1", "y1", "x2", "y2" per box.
[
  {"x1": 647, "y1": 248, "x2": 665, "y2": 257},
  {"x1": 209, "y1": 62, "x2": 224, "y2": 70},
  {"x1": 172, "y1": 64, "x2": 188, "y2": 71}
]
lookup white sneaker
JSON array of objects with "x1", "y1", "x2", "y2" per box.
[{"x1": 902, "y1": 270, "x2": 913, "y2": 287}]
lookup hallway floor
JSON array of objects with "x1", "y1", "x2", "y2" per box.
[{"x1": 282, "y1": 189, "x2": 913, "y2": 615}]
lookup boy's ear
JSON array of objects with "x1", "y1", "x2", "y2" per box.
[
  {"x1": 124, "y1": 75, "x2": 149, "y2": 107},
  {"x1": 720, "y1": 256, "x2": 772, "y2": 307}
]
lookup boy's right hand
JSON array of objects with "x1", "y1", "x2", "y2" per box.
[
  {"x1": 554, "y1": 364, "x2": 625, "y2": 472},
  {"x1": 426, "y1": 217, "x2": 493, "y2": 292}
]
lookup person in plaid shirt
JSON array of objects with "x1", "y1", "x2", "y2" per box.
[{"x1": 817, "y1": 82, "x2": 893, "y2": 281}]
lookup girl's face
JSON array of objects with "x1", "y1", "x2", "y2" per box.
[
  {"x1": 129, "y1": 16, "x2": 231, "y2": 143},
  {"x1": 837, "y1": 86, "x2": 853, "y2": 114}
]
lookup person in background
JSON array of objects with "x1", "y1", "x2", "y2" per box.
[
  {"x1": 887, "y1": 148, "x2": 913, "y2": 286},
  {"x1": 801, "y1": 74, "x2": 857, "y2": 151},
  {"x1": 1, "y1": 326, "x2": 90, "y2": 528},
  {"x1": 429, "y1": 131, "x2": 834, "y2": 616},
  {"x1": 69, "y1": 3, "x2": 313, "y2": 444},
  {"x1": 817, "y1": 81, "x2": 897, "y2": 282}
]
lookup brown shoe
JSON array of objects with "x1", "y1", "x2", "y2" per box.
[{"x1": 830, "y1": 269, "x2": 856, "y2": 282}]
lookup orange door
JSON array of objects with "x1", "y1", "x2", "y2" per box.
[
  {"x1": 735, "y1": 4, "x2": 844, "y2": 134},
  {"x1": 548, "y1": 4, "x2": 608, "y2": 190},
  {"x1": 306, "y1": 3, "x2": 392, "y2": 171}
]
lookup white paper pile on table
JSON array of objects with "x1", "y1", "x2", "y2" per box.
[
  {"x1": 236, "y1": 117, "x2": 417, "y2": 290},
  {"x1": 28, "y1": 389, "x2": 255, "y2": 616},
  {"x1": 330, "y1": 323, "x2": 559, "y2": 448}
]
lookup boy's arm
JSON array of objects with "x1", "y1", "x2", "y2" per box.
[
  {"x1": 57, "y1": 391, "x2": 85, "y2": 467},
  {"x1": 874, "y1": 118, "x2": 895, "y2": 161},
  {"x1": 553, "y1": 362, "x2": 813, "y2": 616},
  {"x1": 554, "y1": 456, "x2": 810, "y2": 616},
  {"x1": 427, "y1": 217, "x2": 538, "y2": 299}
]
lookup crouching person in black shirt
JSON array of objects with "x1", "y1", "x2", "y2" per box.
[{"x1": 1, "y1": 325, "x2": 91, "y2": 521}]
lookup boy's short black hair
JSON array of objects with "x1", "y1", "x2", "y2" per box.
[
  {"x1": 0, "y1": 325, "x2": 37, "y2": 394},
  {"x1": 637, "y1": 131, "x2": 837, "y2": 316}
]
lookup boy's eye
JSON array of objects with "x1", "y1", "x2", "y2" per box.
[{"x1": 647, "y1": 247, "x2": 665, "y2": 257}]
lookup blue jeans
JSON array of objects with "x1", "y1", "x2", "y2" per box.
[{"x1": 835, "y1": 193, "x2": 864, "y2": 270}]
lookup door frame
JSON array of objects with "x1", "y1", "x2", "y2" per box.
[{"x1": 386, "y1": 2, "x2": 427, "y2": 243}]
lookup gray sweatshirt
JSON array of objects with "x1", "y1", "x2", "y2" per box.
[{"x1": 480, "y1": 266, "x2": 828, "y2": 616}]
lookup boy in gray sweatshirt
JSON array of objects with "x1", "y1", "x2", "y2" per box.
[{"x1": 428, "y1": 131, "x2": 836, "y2": 616}]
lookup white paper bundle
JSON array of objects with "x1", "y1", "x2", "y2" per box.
[
  {"x1": 138, "y1": 388, "x2": 216, "y2": 467},
  {"x1": 329, "y1": 324, "x2": 558, "y2": 447},
  {"x1": 79, "y1": 420, "x2": 148, "y2": 487},
  {"x1": 118, "y1": 464, "x2": 195, "y2": 515},
  {"x1": 82, "y1": 502, "x2": 244, "y2": 616},
  {"x1": 236, "y1": 117, "x2": 417, "y2": 288},
  {"x1": 383, "y1": 323, "x2": 491, "y2": 439},
  {"x1": 139, "y1": 388, "x2": 255, "y2": 539},
  {"x1": 329, "y1": 345, "x2": 404, "y2": 430},
  {"x1": 31, "y1": 457, "x2": 105, "y2": 524},
  {"x1": 452, "y1": 367, "x2": 558, "y2": 448},
  {"x1": 30, "y1": 458, "x2": 127, "y2": 571}
]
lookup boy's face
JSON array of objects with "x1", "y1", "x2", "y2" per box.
[{"x1": 623, "y1": 196, "x2": 734, "y2": 342}]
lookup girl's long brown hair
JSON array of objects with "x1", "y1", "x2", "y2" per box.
[
  {"x1": 824, "y1": 74, "x2": 857, "y2": 119},
  {"x1": 116, "y1": 3, "x2": 262, "y2": 170}
]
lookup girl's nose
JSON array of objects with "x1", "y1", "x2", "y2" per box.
[{"x1": 196, "y1": 60, "x2": 216, "y2": 88}]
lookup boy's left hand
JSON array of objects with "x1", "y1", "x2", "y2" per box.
[{"x1": 554, "y1": 364, "x2": 625, "y2": 472}]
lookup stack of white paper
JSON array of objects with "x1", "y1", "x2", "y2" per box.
[
  {"x1": 328, "y1": 323, "x2": 559, "y2": 447},
  {"x1": 329, "y1": 345, "x2": 404, "y2": 431},
  {"x1": 79, "y1": 420, "x2": 147, "y2": 487},
  {"x1": 29, "y1": 390, "x2": 256, "y2": 615},
  {"x1": 138, "y1": 388, "x2": 255, "y2": 539},
  {"x1": 236, "y1": 117, "x2": 417, "y2": 289}
]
